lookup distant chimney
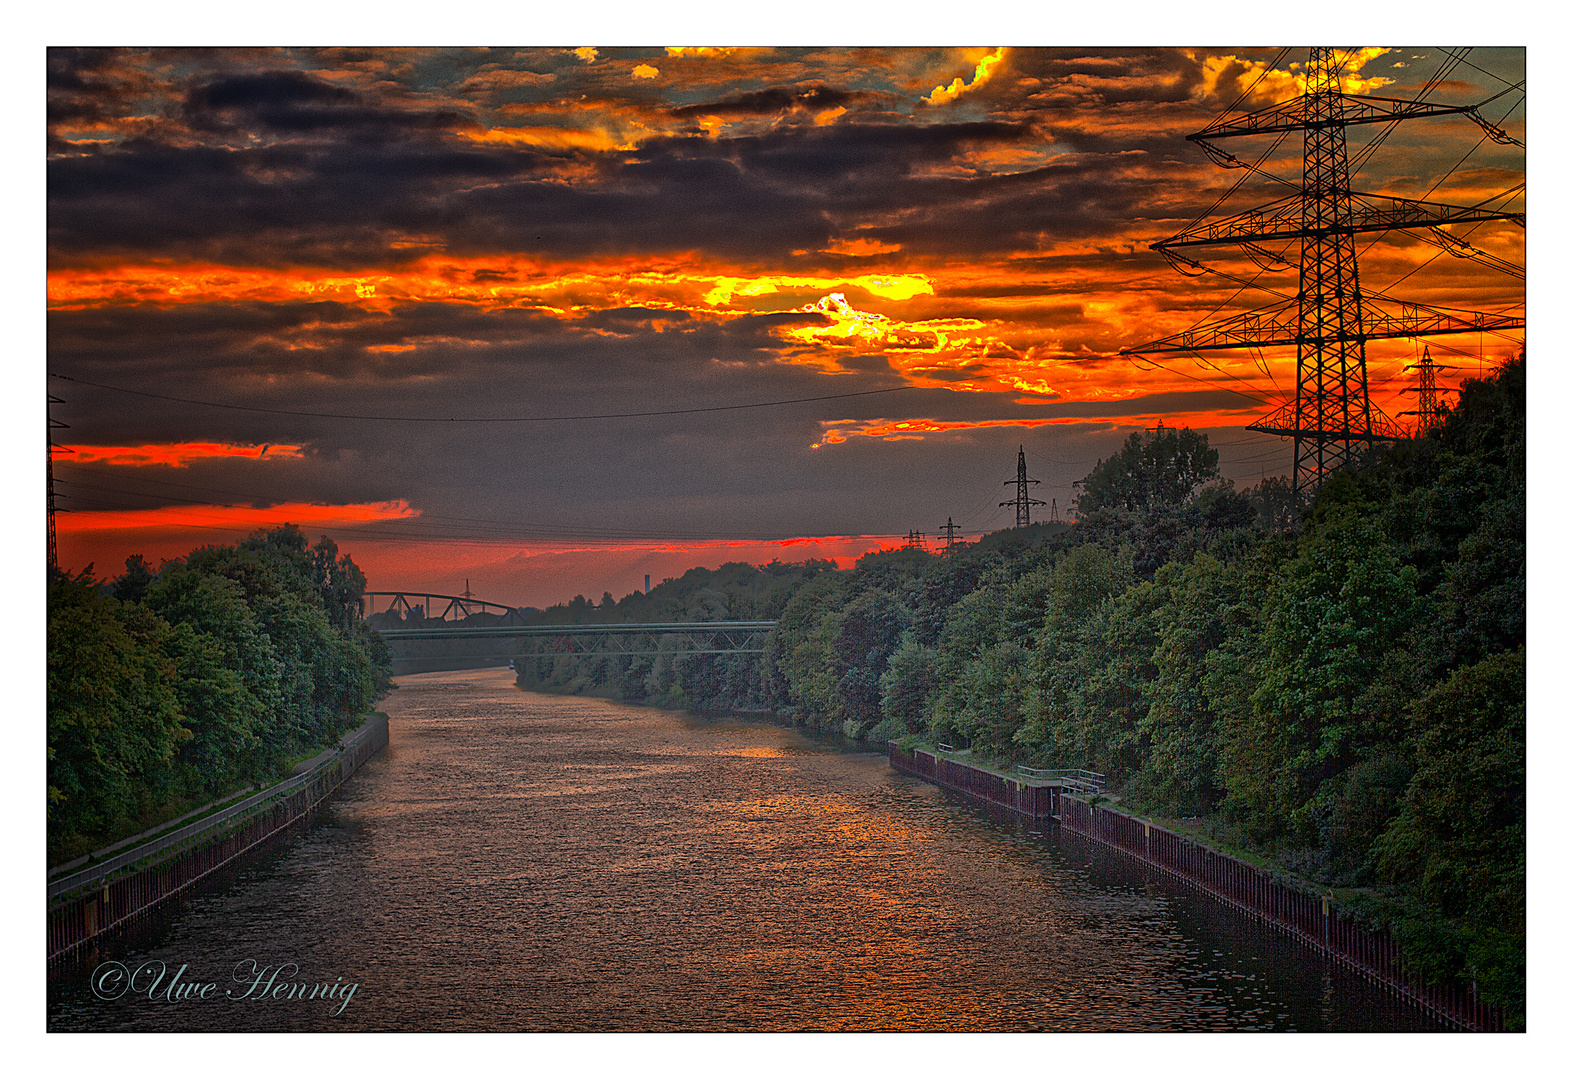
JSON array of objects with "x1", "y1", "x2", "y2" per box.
[{"x1": 644, "y1": 574, "x2": 651, "y2": 594}]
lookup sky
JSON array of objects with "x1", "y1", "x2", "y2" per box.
[
  {"x1": 20, "y1": 15, "x2": 1567, "y2": 1068},
  {"x1": 44, "y1": 42, "x2": 1527, "y2": 609}
]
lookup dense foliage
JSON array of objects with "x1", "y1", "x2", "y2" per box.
[
  {"x1": 512, "y1": 560, "x2": 838, "y2": 710},
  {"x1": 523, "y1": 357, "x2": 1526, "y2": 1024},
  {"x1": 48, "y1": 526, "x2": 391, "y2": 863}
]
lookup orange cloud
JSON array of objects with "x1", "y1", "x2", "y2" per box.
[
  {"x1": 1194, "y1": 47, "x2": 1395, "y2": 105},
  {"x1": 68, "y1": 442, "x2": 305, "y2": 467},
  {"x1": 45, "y1": 232, "x2": 1519, "y2": 433},
  {"x1": 464, "y1": 125, "x2": 632, "y2": 152},
  {"x1": 823, "y1": 236, "x2": 901, "y2": 256},
  {"x1": 60, "y1": 500, "x2": 418, "y2": 534},
  {"x1": 702, "y1": 272, "x2": 934, "y2": 306},
  {"x1": 927, "y1": 48, "x2": 1006, "y2": 104},
  {"x1": 49, "y1": 259, "x2": 937, "y2": 313}
]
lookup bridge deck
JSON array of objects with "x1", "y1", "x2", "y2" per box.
[{"x1": 377, "y1": 620, "x2": 776, "y2": 641}]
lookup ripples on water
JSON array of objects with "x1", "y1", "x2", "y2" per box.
[{"x1": 49, "y1": 669, "x2": 1442, "y2": 1032}]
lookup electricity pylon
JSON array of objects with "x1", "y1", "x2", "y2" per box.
[
  {"x1": 1398, "y1": 345, "x2": 1457, "y2": 437},
  {"x1": 1122, "y1": 47, "x2": 1524, "y2": 494},
  {"x1": 48, "y1": 395, "x2": 71, "y2": 570},
  {"x1": 938, "y1": 517, "x2": 962, "y2": 550},
  {"x1": 1001, "y1": 445, "x2": 1045, "y2": 527}
]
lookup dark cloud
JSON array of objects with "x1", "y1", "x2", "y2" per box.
[
  {"x1": 669, "y1": 84, "x2": 874, "y2": 119},
  {"x1": 45, "y1": 47, "x2": 1522, "y2": 588},
  {"x1": 183, "y1": 69, "x2": 479, "y2": 136},
  {"x1": 51, "y1": 109, "x2": 1111, "y2": 267}
]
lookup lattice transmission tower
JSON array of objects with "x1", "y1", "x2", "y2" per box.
[
  {"x1": 938, "y1": 517, "x2": 963, "y2": 550},
  {"x1": 1397, "y1": 345, "x2": 1457, "y2": 437},
  {"x1": 48, "y1": 395, "x2": 71, "y2": 570},
  {"x1": 1122, "y1": 46, "x2": 1524, "y2": 494},
  {"x1": 1001, "y1": 445, "x2": 1045, "y2": 527}
]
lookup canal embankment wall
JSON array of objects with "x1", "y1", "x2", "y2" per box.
[
  {"x1": 47, "y1": 714, "x2": 389, "y2": 968},
  {"x1": 888, "y1": 741, "x2": 1504, "y2": 1033}
]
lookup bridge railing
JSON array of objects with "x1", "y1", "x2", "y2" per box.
[
  {"x1": 379, "y1": 621, "x2": 778, "y2": 659},
  {"x1": 377, "y1": 619, "x2": 776, "y2": 638}
]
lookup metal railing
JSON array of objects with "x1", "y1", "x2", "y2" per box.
[
  {"x1": 48, "y1": 717, "x2": 387, "y2": 907},
  {"x1": 1017, "y1": 767, "x2": 1106, "y2": 792}
]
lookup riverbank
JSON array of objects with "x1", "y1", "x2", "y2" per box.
[
  {"x1": 48, "y1": 713, "x2": 390, "y2": 968},
  {"x1": 55, "y1": 668, "x2": 1453, "y2": 1032},
  {"x1": 890, "y1": 740, "x2": 1504, "y2": 1032}
]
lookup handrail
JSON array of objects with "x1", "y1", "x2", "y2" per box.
[
  {"x1": 1017, "y1": 766, "x2": 1106, "y2": 792},
  {"x1": 379, "y1": 619, "x2": 776, "y2": 640},
  {"x1": 47, "y1": 718, "x2": 384, "y2": 905}
]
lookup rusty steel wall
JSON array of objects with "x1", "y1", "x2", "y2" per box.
[
  {"x1": 48, "y1": 716, "x2": 389, "y2": 969},
  {"x1": 888, "y1": 743, "x2": 1055, "y2": 820},
  {"x1": 887, "y1": 742, "x2": 1503, "y2": 1032},
  {"x1": 1056, "y1": 797, "x2": 1504, "y2": 1032}
]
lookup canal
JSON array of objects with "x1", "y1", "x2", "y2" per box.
[{"x1": 48, "y1": 668, "x2": 1443, "y2": 1032}]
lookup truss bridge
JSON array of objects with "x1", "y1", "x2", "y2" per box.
[
  {"x1": 363, "y1": 590, "x2": 774, "y2": 673},
  {"x1": 384, "y1": 620, "x2": 776, "y2": 657}
]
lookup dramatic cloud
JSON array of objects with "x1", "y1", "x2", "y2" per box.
[{"x1": 47, "y1": 46, "x2": 1526, "y2": 607}]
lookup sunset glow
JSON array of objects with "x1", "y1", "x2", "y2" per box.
[
  {"x1": 68, "y1": 442, "x2": 305, "y2": 466},
  {"x1": 47, "y1": 45, "x2": 1525, "y2": 607}
]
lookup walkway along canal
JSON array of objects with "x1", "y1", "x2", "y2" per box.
[
  {"x1": 887, "y1": 742, "x2": 1504, "y2": 1032},
  {"x1": 47, "y1": 715, "x2": 389, "y2": 968}
]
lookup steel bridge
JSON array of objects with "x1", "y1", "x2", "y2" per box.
[
  {"x1": 363, "y1": 590, "x2": 532, "y2": 623},
  {"x1": 380, "y1": 621, "x2": 775, "y2": 657},
  {"x1": 364, "y1": 591, "x2": 774, "y2": 657}
]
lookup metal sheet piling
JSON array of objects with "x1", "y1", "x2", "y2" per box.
[{"x1": 888, "y1": 741, "x2": 1504, "y2": 1032}]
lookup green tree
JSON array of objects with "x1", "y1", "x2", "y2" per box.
[
  {"x1": 765, "y1": 573, "x2": 846, "y2": 725},
  {"x1": 879, "y1": 633, "x2": 939, "y2": 736},
  {"x1": 48, "y1": 571, "x2": 186, "y2": 852},
  {"x1": 831, "y1": 588, "x2": 910, "y2": 738},
  {"x1": 144, "y1": 563, "x2": 281, "y2": 789},
  {"x1": 1075, "y1": 427, "x2": 1220, "y2": 515},
  {"x1": 1225, "y1": 515, "x2": 1419, "y2": 844},
  {"x1": 111, "y1": 554, "x2": 157, "y2": 603},
  {"x1": 1375, "y1": 647, "x2": 1524, "y2": 1019},
  {"x1": 1016, "y1": 544, "x2": 1134, "y2": 766}
]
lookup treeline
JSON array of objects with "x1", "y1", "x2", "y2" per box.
[
  {"x1": 513, "y1": 559, "x2": 837, "y2": 709},
  {"x1": 523, "y1": 356, "x2": 1525, "y2": 1024},
  {"x1": 48, "y1": 525, "x2": 392, "y2": 864}
]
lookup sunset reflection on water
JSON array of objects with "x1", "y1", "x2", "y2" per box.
[{"x1": 49, "y1": 669, "x2": 1443, "y2": 1032}]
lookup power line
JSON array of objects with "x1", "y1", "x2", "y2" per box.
[
  {"x1": 1124, "y1": 46, "x2": 1524, "y2": 494},
  {"x1": 46, "y1": 373, "x2": 918, "y2": 423}
]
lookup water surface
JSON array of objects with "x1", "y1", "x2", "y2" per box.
[{"x1": 48, "y1": 668, "x2": 1441, "y2": 1032}]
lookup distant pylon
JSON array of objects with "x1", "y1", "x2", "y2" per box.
[
  {"x1": 1050, "y1": 498, "x2": 1058, "y2": 523},
  {"x1": 938, "y1": 517, "x2": 962, "y2": 550},
  {"x1": 1398, "y1": 345, "x2": 1458, "y2": 437},
  {"x1": 905, "y1": 529, "x2": 927, "y2": 550},
  {"x1": 47, "y1": 395, "x2": 72, "y2": 570},
  {"x1": 1000, "y1": 445, "x2": 1046, "y2": 527}
]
